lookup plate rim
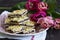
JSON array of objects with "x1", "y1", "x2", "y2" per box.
[{"x1": 0, "y1": 28, "x2": 49, "y2": 36}]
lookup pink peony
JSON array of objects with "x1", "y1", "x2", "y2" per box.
[
  {"x1": 25, "y1": 0, "x2": 39, "y2": 10},
  {"x1": 30, "y1": 11, "x2": 46, "y2": 22},
  {"x1": 25, "y1": 2, "x2": 33, "y2": 10},
  {"x1": 54, "y1": 18, "x2": 60, "y2": 29},
  {"x1": 37, "y1": 16, "x2": 54, "y2": 29},
  {"x1": 38, "y1": 2, "x2": 48, "y2": 11},
  {"x1": 28, "y1": 0, "x2": 39, "y2": 3}
]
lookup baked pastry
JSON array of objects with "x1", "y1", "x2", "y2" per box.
[
  {"x1": 8, "y1": 9, "x2": 28, "y2": 17},
  {"x1": 5, "y1": 25, "x2": 35, "y2": 34},
  {"x1": 21, "y1": 20, "x2": 35, "y2": 26},
  {"x1": 6, "y1": 25, "x2": 23, "y2": 33},
  {"x1": 22, "y1": 26, "x2": 35, "y2": 34},
  {"x1": 5, "y1": 9, "x2": 28, "y2": 24},
  {"x1": 5, "y1": 9, "x2": 35, "y2": 34}
]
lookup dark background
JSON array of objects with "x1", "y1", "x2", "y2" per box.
[{"x1": 0, "y1": 0, "x2": 60, "y2": 40}]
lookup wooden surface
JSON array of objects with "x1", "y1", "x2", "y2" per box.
[
  {"x1": 0, "y1": 0, "x2": 60, "y2": 40},
  {"x1": 0, "y1": 0, "x2": 27, "y2": 7}
]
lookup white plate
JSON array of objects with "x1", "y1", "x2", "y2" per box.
[
  {"x1": 0, "y1": 26, "x2": 48, "y2": 36},
  {"x1": 0, "y1": 11, "x2": 49, "y2": 37}
]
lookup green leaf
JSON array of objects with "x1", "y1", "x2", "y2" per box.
[
  {"x1": 47, "y1": 11, "x2": 60, "y2": 18},
  {"x1": 47, "y1": 0, "x2": 56, "y2": 12},
  {"x1": 42, "y1": 0, "x2": 46, "y2": 2},
  {"x1": 11, "y1": 2, "x2": 26, "y2": 11},
  {"x1": 44, "y1": 0, "x2": 60, "y2": 18},
  {"x1": 52, "y1": 12, "x2": 60, "y2": 18}
]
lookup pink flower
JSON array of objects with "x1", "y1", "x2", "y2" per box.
[
  {"x1": 54, "y1": 18, "x2": 60, "y2": 29},
  {"x1": 30, "y1": 11, "x2": 46, "y2": 22},
  {"x1": 25, "y1": 1, "x2": 33, "y2": 10},
  {"x1": 28, "y1": 0, "x2": 39, "y2": 3},
  {"x1": 37, "y1": 16, "x2": 54, "y2": 29},
  {"x1": 25, "y1": 0, "x2": 39, "y2": 10},
  {"x1": 38, "y1": 2, "x2": 48, "y2": 11}
]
